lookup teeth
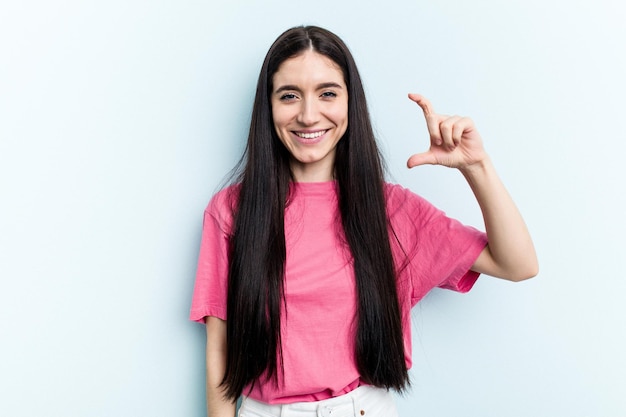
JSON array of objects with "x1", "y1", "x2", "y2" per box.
[{"x1": 295, "y1": 130, "x2": 326, "y2": 139}]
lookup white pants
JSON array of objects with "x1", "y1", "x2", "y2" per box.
[{"x1": 238, "y1": 386, "x2": 398, "y2": 417}]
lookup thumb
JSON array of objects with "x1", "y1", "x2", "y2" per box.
[{"x1": 407, "y1": 151, "x2": 437, "y2": 168}]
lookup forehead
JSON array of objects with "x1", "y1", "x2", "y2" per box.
[{"x1": 272, "y1": 50, "x2": 345, "y2": 87}]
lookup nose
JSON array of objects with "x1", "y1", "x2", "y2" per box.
[{"x1": 296, "y1": 98, "x2": 319, "y2": 126}]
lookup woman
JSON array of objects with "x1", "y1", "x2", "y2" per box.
[{"x1": 190, "y1": 25, "x2": 537, "y2": 417}]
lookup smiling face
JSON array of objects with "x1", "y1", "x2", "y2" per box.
[{"x1": 271, "y1": 50, "x2": 348, "y2": 182}]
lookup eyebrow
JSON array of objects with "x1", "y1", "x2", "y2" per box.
[{"x1": 274, "y1": 82, "x2": 344, "y2": 94}]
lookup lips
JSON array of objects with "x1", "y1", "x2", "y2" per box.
[{"x1": 293, "y1": 129, "x2": 328, "y2": 139}]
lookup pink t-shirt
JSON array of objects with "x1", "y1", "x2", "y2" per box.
[{"x1": 190, "y1": 181, "x2": 487, "y2": 404}]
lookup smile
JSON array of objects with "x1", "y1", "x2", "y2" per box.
[{"x1": 294, "y1": 130, "x2": 328, "y2": 139}]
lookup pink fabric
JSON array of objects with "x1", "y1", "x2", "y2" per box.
[{"x1": 190, "y1": 181, "x2": 487, "y2": 404}]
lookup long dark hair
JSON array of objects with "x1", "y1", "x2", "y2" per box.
[{"x1": 222, "y1": 25, "x2": 408, "y2": 400}]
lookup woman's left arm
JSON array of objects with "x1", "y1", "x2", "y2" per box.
[{"x1": 406, "y1": 94, "x2": 538, "y2": 282}]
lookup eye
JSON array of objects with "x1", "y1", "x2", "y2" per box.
[
  {"x1": 279, "y1": 93, "x2": 298, "y2": 101},
  {"x1": 321, "y1": 91, "x2": 337, "y2": 98}
]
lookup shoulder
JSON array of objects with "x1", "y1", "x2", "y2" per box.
[
  {"x1": 207, "y1": 184, "x2": 239, "y2": 210},
  {"x1": 205, "y1": 184, "x2": 240, "y2": 234},
  {"x1": 384, "y1": 182, "x2": 449, "y2": 234},
  {"x1": 384, "y1": 182, "x2": 432, "y2": 216}
]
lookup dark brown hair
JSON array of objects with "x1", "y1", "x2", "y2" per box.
[{"x1": 222, "y1": 25, "x2": 408, "y2": 400}]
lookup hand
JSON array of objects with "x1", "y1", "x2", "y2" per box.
[{"x1": 406, "y1": 93, "x2": 488, "y2": 171}]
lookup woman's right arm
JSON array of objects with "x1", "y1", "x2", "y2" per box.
[{"x1": 205, "y1": 316, "x2": 236, "y2": 417}]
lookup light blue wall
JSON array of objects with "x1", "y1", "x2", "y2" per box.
[{"x1": 1, "y1": 1, "x2": 624, "y2": 416}]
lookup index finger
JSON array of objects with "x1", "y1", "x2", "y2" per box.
[{"x1": 408, "y1": 93, "x2": 434, "y2": 117}]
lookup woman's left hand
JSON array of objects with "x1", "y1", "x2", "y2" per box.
[
  {"x1": 405, "y1": 93, "x2": 538, "y2": 281},
  {"x1": 406, "y1": 93, "x2": 488, "y2": 171}
]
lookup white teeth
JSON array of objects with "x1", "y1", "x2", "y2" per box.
[{"x1": 295, "y1": 130, "x2": 326, "y2": 139}]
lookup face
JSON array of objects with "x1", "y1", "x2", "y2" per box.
[{"x1": 271, "y1": 50, "x2": 348, "y2": 182}]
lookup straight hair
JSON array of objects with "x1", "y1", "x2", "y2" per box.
[{"x1": 221, "y1": 25, "x2": 409, "y2": 400}]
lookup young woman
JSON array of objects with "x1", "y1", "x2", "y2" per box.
[{"x1": 190, "y1": 25, "x2": 537, "y2": 417}]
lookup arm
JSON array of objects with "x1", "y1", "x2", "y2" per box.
[
  {"x1": 205, "y1": 316, "x2": 236, "y2": 417},
  {"x1": 461, "y1": 157, "x2": 538, "y2": 281},
  {"x1": 406, "y1": 94, "x2": 538, "y2": 282}
]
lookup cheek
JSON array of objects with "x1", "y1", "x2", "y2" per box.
[
  {"x1": 271, "y1": 107, "x2": 293, "y2": 130},
  {"x1": 271, "y1": 111, "x2": 290, "y2": 144},
  {"x1": 330, "y1": 103, "x2": 349, "y2": 128}
]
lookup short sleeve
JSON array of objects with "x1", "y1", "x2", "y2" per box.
[
  {"x1": 385, "y1": 184, "x2": 488, "y2": 306},
  {"x1": 189, "y1": 188, "x2": 235, "y2": 323}
]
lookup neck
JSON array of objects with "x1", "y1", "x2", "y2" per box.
[{"x1": 290, "y1": 161, "x2": 334, "y2": 182}]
